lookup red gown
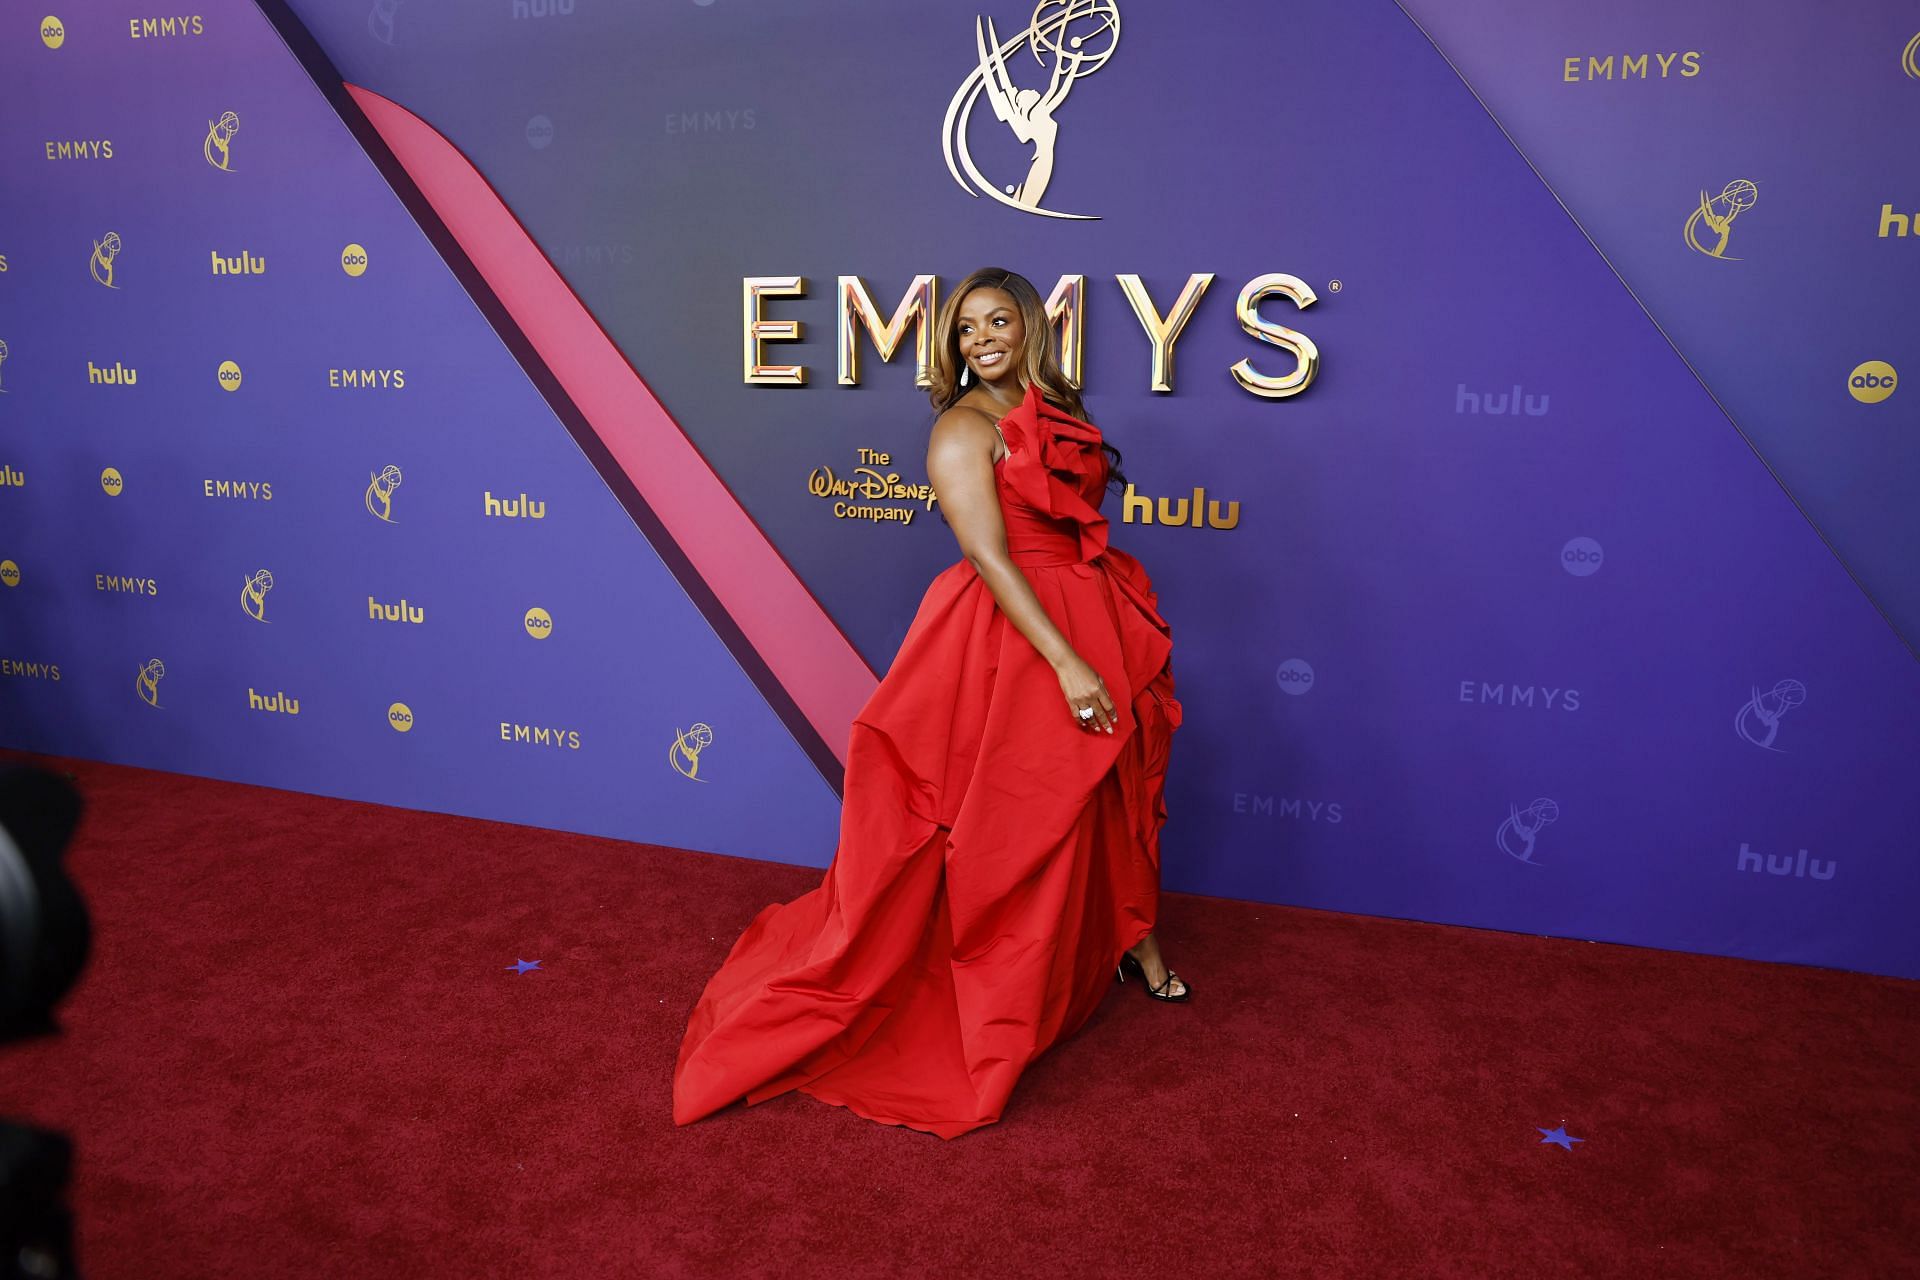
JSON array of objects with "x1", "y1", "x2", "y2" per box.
[{"x1": 671, "y1": 382, "x2": 1183, "y2": 1139}]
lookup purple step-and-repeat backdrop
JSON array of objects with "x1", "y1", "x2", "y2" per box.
[{"x1": 2, "y1": 2, "x2": 1915, "y2": 979}]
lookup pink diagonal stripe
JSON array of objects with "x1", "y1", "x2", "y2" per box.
[{"x1": 346, "y1": 83, "x2": 875, "y2": 768}]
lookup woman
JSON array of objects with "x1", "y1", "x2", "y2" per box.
[{"x1": 672, "y1": 267, "x2": 1186, "y2": 1140}]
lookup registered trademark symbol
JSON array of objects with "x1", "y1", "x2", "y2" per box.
[{"x1": 1327, "y1": 279, "x2": 1343, "y2": 293}]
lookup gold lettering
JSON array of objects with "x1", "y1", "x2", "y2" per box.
[
  {"x1": 1117, "y1": 273, "x2": 1214, "y2": 393},
  {"x1": 743, "y1": 276, "x2": 807, "y2": 385},
  {"x1": 1230, "y1": 274, "x2": 1319, "y2": 400},
  {"x1": 1045, "y1": 274, "x2": 1087, "y2": 390},
  {"x1": 1622, "y1": 53, "x2": 1648, "y2": 78},
  {"x1": 837, "y1": 275, "x2": 936, "y2": 387}
]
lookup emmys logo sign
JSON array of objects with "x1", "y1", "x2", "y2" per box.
[
  {"x1": 1459, "y1": 682, "x2": 1581, "y2": 711},
  {"x1": 367, "y1": 596, "x2": 424, "y2": 625},
  {"x1": 1736, "y1": 842, "x2": 1836, "y2": 882},
  {"x1": 88, "y1": 360, "x2": 137, "y2": 386},
  {"x1": 204, "y1": 479, "x2": 271, "y2": 500},
  {"x1": 666, "y1": 110, "x2": 756, "y2": 135},
  {"x1": 329, "y1": 368, "x2": 405, "y2": 389},
  {"x1": 484, "y1": 490, "x2": 546, "y2": 519},
  {"x1": 1562, "y1": 52, "x2": 1701, "y2": 82},
  {"x1": 1455, "y1": 383, "x2": 1549, "y2": 416},
  {"x1": 1848, "y1": 361, "x2": 1897, "y2": 404},
  {"x1": 248, "y1": 687, "x2": 300, "y2": 716},
  {"x1": 1232, "y1": 793, "x2": 1344, "y2": 824},
  {"x1": 553, "y1": 243, "x2": 636, "y2": 269},
  {"x1": 1, "y1": 659, "x2": 60, "y2": 682},
  {"x1": 746, "y1": 273, "x2": 1318, "y2": 398},
  {"x1": 1121, "y1": 484, "x2": 1240, "y2": 530},
  {"x1": 45, "y1": 140, "x2": 113, "y2": 160},
  {"x1": 1497, "y1": 798, "x2": 1559, "y2": 864},
  {"x1": 204, "y1": 111, "x2": 240, "y2": 171},
  {"x1": 136, "y1": 659, "x2": 166, "y2": 707},
  {"x1": 806, "y1": 448, "x2": 937, "y2": 527},
  {"x1": 500, "y1": 722, "x2": 580, "y2": 750},
  {"x1": 211, "y1": 250, "x2": 265, "y2": 276},
  {"x1": 91, "y1": 232, "x2": 123, "y2": 288},
  {"x1": 96, "y1": 574, "x2": 158, "y2": 596},
  {"x1": 1685, "y1": 180, "x2": 1757, "y2": 260},
  {"x1": 129, "y1": 16, "x2": 205, "y2": 38},
  {"x1": 239, "y1": 569, "x2": 273, "y2": 622},
  {"x1": 365, "y1": 465, "x2": 403, "y2": 522},
  {"x1": 670, "y1": 723, "x2": 714, "y2": 781},
  {"x1": 943, "y1": 0, "x2": 1121, "y2": 220},
  {"x1": 1735, "y1": 679, "x2": 1803, "y2": 752}
]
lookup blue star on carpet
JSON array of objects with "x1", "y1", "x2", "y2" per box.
[
  {"x1": 506, "y1": 959, "x2": 542, "y2": 974},
  {"x1": 1537, "y1": 1126, "x2": 1584, "y2": 1150}
]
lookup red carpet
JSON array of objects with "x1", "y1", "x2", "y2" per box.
[{"x1": 1, "y1": 754, "x2": 1915, "y2": 1278}]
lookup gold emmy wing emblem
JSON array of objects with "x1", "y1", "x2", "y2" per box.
[
  {"x1": 0, "y1": 338, "x2": 8, "y2": 394},
  {"x1": 90, "y1": 232, "x2": 121, "y2": 288},
  {"x1": 240, "y1": 569, "x2": 273, "y2": 622},
  {"x1": 365, "y1": 465, "x2": 403, "y2": 522},
  {"x1": 669, "y1": 722, "x2": 714, "y2": 781},
  {"x1": 1684, "y1": 180, "x2": 1758, "y2": 260},
  {"x1": 1904, "y1": 31, "x2": 1920, "y2": 79},
  {"x1": 204, "y1": 111, "x2": 241, "y2": 171},
  {"x1": 136, "y1": 658, "x2": 166, "y2": 708},
  {"x1": 942, "y1": 0, "x2": 1121, "y2": 221}
]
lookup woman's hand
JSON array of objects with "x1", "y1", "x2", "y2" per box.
[{"x1": 1055, "y1": 653, "x2": 1117, "y2": 734}]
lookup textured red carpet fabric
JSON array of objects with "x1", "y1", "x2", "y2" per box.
[{"x1": 0, "y1": 754, "x2": 1915, "y2": 1279}]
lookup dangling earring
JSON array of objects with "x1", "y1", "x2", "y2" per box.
[{"x1": 959, "y1": 364, "x2": 970, "y2": 387}]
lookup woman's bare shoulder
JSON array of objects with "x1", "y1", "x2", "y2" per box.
[{"x1": 928, "y1": 402, "x2": 1001, "y2": 458}]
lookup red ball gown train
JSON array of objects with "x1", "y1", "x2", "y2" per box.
[{"x1": 672, "y1": 383, "x2": 1183, "y2": 1139}]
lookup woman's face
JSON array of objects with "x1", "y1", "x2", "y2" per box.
[{"x1": 956, "y1": 287, "x2": 1024, "y2": 390}]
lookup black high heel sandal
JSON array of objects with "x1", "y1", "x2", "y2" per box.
[{"x1": 1116, "y1": 949, "x2": 1191, "y2": 1002}]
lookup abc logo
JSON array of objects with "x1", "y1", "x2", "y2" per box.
[
  {"x1": 217, "y1": 359, "x2": 242, "y2": 392},
  {"x1": 340, "y1": 243, "x2": 368, "y2": 277},
  {"x1": 41, "y1": 16, "x2": 65, "y2": 49},
  {"x1": 387, "y1": 701, "x2": 414, "y2": 733},
  {"x1": 524, "y1": 606, "x2": 553, "y2": 639},
  {"x1": 0, "y1": 560, "x2": 18, "y2": 588},
  {"x1": 100, "y1": 466, "x2": 123, "y2": 495},
  {"x1": 1848, "y1": 361, "x2": 1897, "y2": 404},
  {"x1": 526, "y1": 115, "x2": 554, "y2": 150},
  {"x1": 1560, "y1": 536, "x2": 1604, "y2": 577},
  {"x1": 1275, "y1": 657, "x2": 1315, "y2": 696}
]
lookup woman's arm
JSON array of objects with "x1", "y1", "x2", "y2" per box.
[{"x1": 926, "y1": 405, "x2": 1118, "y2": 733}]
